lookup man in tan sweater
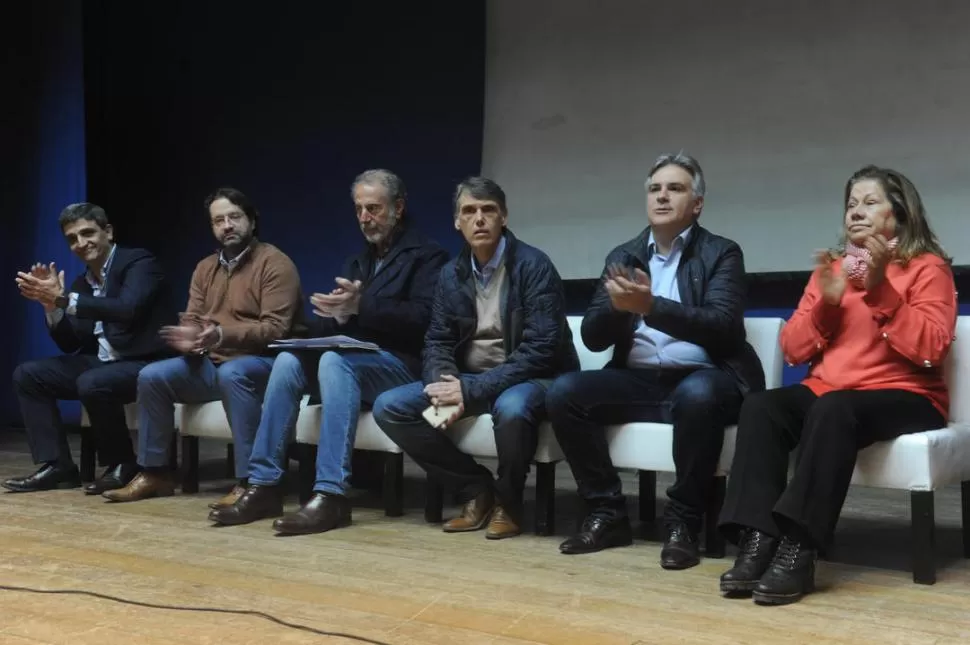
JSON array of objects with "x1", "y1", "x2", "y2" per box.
[{"x1": 104, "y1": 187, "x2": 302, "y2": 502}]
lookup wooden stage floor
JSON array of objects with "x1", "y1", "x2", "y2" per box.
[{"x1": 1, "y1": 431, "x2": 969, "y2": 644}]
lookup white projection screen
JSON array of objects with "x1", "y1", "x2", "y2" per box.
[{"x1": 481, "y1": 0, "x2": 970, "y2": 278}]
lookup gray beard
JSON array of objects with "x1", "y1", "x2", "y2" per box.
[{"x1": 364, "y1": 209, "x2": 399, "y2": 246}]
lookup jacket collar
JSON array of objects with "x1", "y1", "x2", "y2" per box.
[
  {"x1": 85, "y1": 243, "x2": 118, "y2": 289},
  {"x1": 352, "y1": 220, "x2": 422, "y2": 275},
  {"x1": 647, "y1": 225, "x2": 694, "y2": 257},
  {"x1": 630, "y1": 223, "x2": 705, "y2": 265}
]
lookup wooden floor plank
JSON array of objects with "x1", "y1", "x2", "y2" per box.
[{"x1": 2, "y1": 432, "x2": 970, "y2": 644}]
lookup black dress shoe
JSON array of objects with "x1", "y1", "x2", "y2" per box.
[
  {"x1": 83, "y1": 463, "x2": 140, "y2": 495},
  {"x1": 720, "y1": 528, "x2": 779, "y2": 596},
  {"x1": 209, "y1": 485, "x2": 284, "y2": 525},
  {"x1": 559, "y1": 515, "x2": 633, "y2": 554},
  {"x1": 272, "y1": 492, "x2": 351, "y2": 535},
  {"x1": 660, "y1": 523, "x2": 700, "y2": 570},
  {"x1": 2, "y1": 463, "x2": 81, "y2": 493},
  {"x1": 752, "y1": 536, "x2": 817, "y2": 606}
]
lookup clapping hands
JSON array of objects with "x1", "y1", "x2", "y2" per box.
[
  {"x1": 16, "y1": 262, "x2": 65, "y2": 311},
  {"x1": 160, "y1": 317, "x2": 221, "y2": 354},
  {"x1": 310, "y1": 277, "x2": 363, "y2": 324},
  {"x1": 814, "y1": 250, "x2": 846, "y2": 306},
  {"x1": 604, "y1": 263, "x2": 653, "y2": 315}
]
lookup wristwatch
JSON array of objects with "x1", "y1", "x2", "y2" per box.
[{"x1": 53, "y1": 294, "x2": 69, "y2": 310}]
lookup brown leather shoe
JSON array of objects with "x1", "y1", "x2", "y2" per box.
[
  {"x1": 102, "y1": 472, "x2": 174, "y2": 503},
  {"x1": 208, "y1": 484, "x2": 246, "y2": 509},
  {"x1": 485, "y1": 506, "x2": 521, "y2": 540},
  {"x1": 272, "y1": 492, "x2": 351, "y2": 535},
  {"x1": 208, "y1": 485, "x2": 284, "y2": 525},
  {"x1": 443, "y1": 489, "x2": 494, "y2": 532},
  {"x1": 83, "y1": 463, "x2": 140, "y2": 495}
]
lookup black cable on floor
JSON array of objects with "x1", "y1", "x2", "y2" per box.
[{"x1": 0, "y1": 584, "x2": 393, "y2": 644}]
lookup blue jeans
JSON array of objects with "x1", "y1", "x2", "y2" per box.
[
  {"x1": 373, "y1": 377, "x2": 549, "y2": 517},
  {"x1": 136, "y1": 355, "x2": 274, "y2": 476},
  {"x1": 247, "y1": 350, "x2": 413, "y2": 495},
  {"x1": 546, "y1": 367, "x2": 742, "y2": 530}
]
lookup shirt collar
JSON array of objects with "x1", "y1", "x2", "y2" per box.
[
  {"x1": 86, "y1": 244, "x2": 117, "y2": 288},
  {"x1": 647, "y1": 225, "x2": 693, "y2": 256},
  {"x1": 219, "y1": 240, "x2": 254, "y2": 270},
  {"x1": 471, "y1": 234, "x2": 507, "y2": 277}
]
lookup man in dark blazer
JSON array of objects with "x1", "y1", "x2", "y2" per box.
[
  {"x1": 5, "y1": 203, "x2": 173, "y2": 494},
  {"x1": 546, "y1": 153, "x2": 765, "y2": 569},
  {"x1": 547, "y1": 153, "x2": 765, "y2": 569},
  {"x1": 209, "y1": 169, "x2": 449, "y2": 532}
]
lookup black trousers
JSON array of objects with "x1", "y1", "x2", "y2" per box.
[
  {"x1": 719, "y1": 385, "x2": 945, "y2": 548},
  {"x1": 13, "y1": 354, "x2": 148, "y2": 467},
  {"x1": 546, "y1": 366, "x2": 743, "y2": 531}
]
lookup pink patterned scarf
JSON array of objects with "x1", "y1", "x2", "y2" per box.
[{"x1": 843, "y1": 237, "x2": 898, "y2": 288}]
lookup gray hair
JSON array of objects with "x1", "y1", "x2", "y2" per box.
[
  {"x1": 351, "y1": 169, "x2": 407, "y2": 204},
  {"x1": 647, "y1": 152, "x2": 706, "y2": 198}
]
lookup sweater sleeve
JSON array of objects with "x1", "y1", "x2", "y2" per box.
[
  {"x1": 863, "y1": 260, "x2": 957, "y2": 368},
  {"x1": 779, "y1": 268, "x2": 845, "y2": 366},
  {"x1": 179, "y1": 260, "x2": 211, "y2": 326}
]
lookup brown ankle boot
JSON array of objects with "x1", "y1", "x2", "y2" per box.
[
  {"x1": 485, "y1": 506, "x2": 521, "y2": 540},
  {"x1": 443, "y1": 489, "x2": 494, "y2": 532},
  {"x1": 102, "y1": 472, "x2": 174, "y2": 503},
  {"x1": 208, "y1": 485, "x2": 283, "y2": 525}
]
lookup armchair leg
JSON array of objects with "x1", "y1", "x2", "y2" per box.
[
  {"x1": 382, "y1": 453, "x2": 404, "y2": 517},
  {"x1": 535, "y1": 461, "x2": 557, "y2": 536},
  {"x1": 911, "y1": 490, "x2": 936, "y2": 585},
  {"x1": 425, "y1": 476, "x2": 444, "y2": 524},
  {"x1": 80, "y1": 427, "x2": 97, "y2": 482},
  {"x1": 704, "y1": 476, "x2": 726, "y2": 558},
  {"x1": 168, "y1": 433, "x2": 179, "y2": 472},
  {"x1": 296, "y1": 444, "x2": 316, "y2": 505},
  {"x1": 961, "y1": 481, "x2": 970, "y2": 558},
  {"x1": 225, "y1": 443, "x2": 235, "y2": 479},
  {"x1": 180, "y1": 436, "x2": 200, "y2": 494},
  {"x1": 638, "y1": 470, "x2": 657, "y2": 535}
]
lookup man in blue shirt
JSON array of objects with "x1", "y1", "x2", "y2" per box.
[
  {"x1": 6, "y1": 203, "x2": 173, "y2": 494},
  {"x1": 547, "y1": 153, "x2": 765, "y2": 569},
  {"x1": 373, "y1": 177, "x2": 578, "y2": 540}
]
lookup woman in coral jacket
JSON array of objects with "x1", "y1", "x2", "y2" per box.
[{"x1": 716, "y1": 165, "x2": 957, "y2": 606}]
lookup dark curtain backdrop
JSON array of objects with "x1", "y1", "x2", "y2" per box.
[
  {"x1": 1, "y1": 0, "x2": 485, "y2": 425},
  {"x1": 3, "y1": 1, "x2": 88, "y2": 424},
  {"x1": 82, "y1": 0, "x2": 484, "y2": 317}
]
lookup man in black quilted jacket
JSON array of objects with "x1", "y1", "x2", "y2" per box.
[
  {"x1": 374, "y1": 176, "x2": 578, "y2": 539},
  {"x1": 547, "y1": 152, "x2": 765, "y2": 569}
]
